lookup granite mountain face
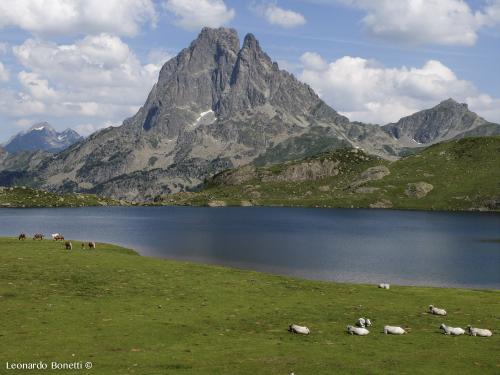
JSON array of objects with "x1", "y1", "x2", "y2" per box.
[
  {"x1": 4, "y1": 123, "x2": 83, "y2": 154},
  {"x1": 31, "y1": 28, "x2": 384, "y2": 200},
  {"x1": 1, "y1": 28, "x2": 499, "y2": 201}
]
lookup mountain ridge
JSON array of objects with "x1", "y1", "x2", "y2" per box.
[{"x1": 0, "y1": 28, "x2": 499, "y2": 201}]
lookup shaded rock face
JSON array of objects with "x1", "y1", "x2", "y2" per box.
[
  {"x1": 351, "y1": 165, "x2": 390, "y2": 188},
  {"x1": 5, "y1": 123, "x2": 83, "y2": 153},
  {"x1": 405, "y1": 182, "x2": 434, "y2": 198},
  {"x1": 382, "y1": 99, "x2": 492, "y2": 145}
]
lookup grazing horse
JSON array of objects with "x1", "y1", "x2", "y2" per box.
[
  {"x1": 64, "y1": 241, "x2": 72, "y2": 250},
  {"x1": 88, "y1": 242, "x2": 96, "y2": 249},
  {"x1": 81, "y1": 242, "x2": 86, "y2": 249},
  {"x1": 18, "y1": 233, "x2": 26, "y2": 240},
  {"x1": 33, "y1": 233, "x2": 44, "y2": 240}
]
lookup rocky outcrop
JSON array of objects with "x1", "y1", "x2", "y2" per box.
[
  {"x1": 261, "y1": 159, "x2": 340, "y2": 183},
  {"x1": 350, "y1": 165, "x2": 390, "y2": 188},
  {"x1": 405, "y1": 182, "x2": 434, "y2": 198},
  {"x1": 370, "y1": 199, "x2": 393, "y2": 208},
  {"x1": 208, "y1": 200, "x2": 227, "y2": 207}
]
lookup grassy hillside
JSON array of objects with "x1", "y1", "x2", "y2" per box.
[
  {"x1": 0, "y1": 186, "x2": 123, "y2": 208},
  {"x1": 163, "y1": 137, "x2": 500, "y2": 211},
  {"x1": 0, "y1": 238, "x2": 498, "y2": 374}
]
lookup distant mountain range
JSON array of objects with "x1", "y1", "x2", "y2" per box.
[
  {"x1": 4, "y1": 122, "x2": 82, "y2": 153},
  {"x1": 0, "y1": 28, "x2": 499, "y2": 201}
]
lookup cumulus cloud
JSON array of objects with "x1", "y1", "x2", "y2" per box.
[
  {"x1": 163, "y1": 0, "x2": 235, "y2": 31},
  {"x1": 0, "y1": 0, "x2": 157, "y2": 37},
  {"x1": 299, "y1": 53, "x2": 500, "y2": 123},
  {"x1": 0, "y1": 34, "x2": 163, "y2": 127},
  {"x1": 254, "y1": 2, "x2": 306, "y2": 28},
  {"x1": 336, "y1": 0, "x2": 500, "y2": 46}
]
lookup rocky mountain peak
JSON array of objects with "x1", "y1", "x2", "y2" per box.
[
  {"x1": 382, "y1": 98, "x2": 486, "y2": 144},
  {"x1": 28, "y1": 122, "x2": 55, "y2": 132},
  {"x1": 4, "y1": 122, "x2": 82, "y2": 154},
  {"x1": 196, "y1": 27, "x2": 239, "y2": 48},
  {"x1": 436, "y1": 98, "x2": 469, "y2": 111}
]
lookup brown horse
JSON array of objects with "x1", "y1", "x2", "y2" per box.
[
  {"x1": 81, "y1": 242, "x2": 86, "y2": 249},
  {"x1": 88, "y1": 242, "x2": 96, "y2": 249},
  {"x1": 33, "y1": 233, "x2": 44, "y2": 240},
  {"x1": 64, "y1": 241, "x2": 72, "y2": 250},
  {"x1": 18, "y1": 233, "x2": 26, "y2": 240}
]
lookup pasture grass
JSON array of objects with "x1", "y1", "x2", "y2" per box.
[{"x1": 0, "y1": 238, "x2": 499, "y2": 374}]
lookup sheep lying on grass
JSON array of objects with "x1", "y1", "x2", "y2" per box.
[
  {"x1": 378, "y1": 283, "x2": 390, "y2": 289},
  {"x1": 467, "y1": 326, "x2": 492, "y2": 337},
  {"x1": 429, "y1": 305, "x2": 447, "y2": 316},
  {"x1": 439, "y1": 324, "x2": 465, "y2": 336},
  {"x1": 356, "y1": 318, "x2": 372, "y2": 328},
  {"x1": 288, "y1": 324, "x2": 310, "y2": 335},
  {"x1": 384, "y1": 325, "x2": 406, "y2": 335},
  {"x1": 347, "y1": 325, "x2": 369, "y2": 336}
]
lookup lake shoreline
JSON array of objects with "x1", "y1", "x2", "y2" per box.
[{"x1": 2, "y1": 206, "x2": 499, "y2": 290}]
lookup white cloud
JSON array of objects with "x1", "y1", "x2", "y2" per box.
[
  {"x1": 0, "y1": 61, "x2": 9, "y2": 81},
  {"x1": 74, "y1": 121, "x2": 118, "y2": 137},
  {"x1": 0, "y1": 34, "x2": 164, "y2": 128},
  {"x1": 336, "y1": 0, "x2": 500, "y2": 46},
  {"x1": 0, "y1": 0, "x2": 157, "y2": 37},
  {"x1": 18, "y1": 71, "x2": 57, "y2": 99},
  {"x1": 299, "y1": 52, "x2": 500, "y2": 123},
  {"x1": 256, "y1": 2, "x2": 306, "y2": 28},
  {"x1": 300, "y1": 52, "x2": 327, "y2": 70},
  {"x1": 163, "y1": 0, "x2": 235, "y2": 31}
]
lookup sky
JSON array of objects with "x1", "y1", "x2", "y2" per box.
[{"x1": 0, "y1": 0, "x2": 499, "y2": 142}]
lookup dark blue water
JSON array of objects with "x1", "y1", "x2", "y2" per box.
[{"x1": 0, "y1": 207, "x2": 498, "y2": 289}]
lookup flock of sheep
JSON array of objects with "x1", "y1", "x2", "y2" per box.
[
  {"x1": 288, "y1": 283, "x2": 493, "y2": 338},
  {"x1": 18, "y1": 232, "x2": 96, "y2": 251}
]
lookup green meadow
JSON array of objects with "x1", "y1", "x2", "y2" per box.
[{"x1": 0, "y1": 238, "x2": 498, "y2": 374}]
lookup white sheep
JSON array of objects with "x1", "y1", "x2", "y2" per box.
[
  {"x1": 429, "y1": 305, "x2": 447, "y2": 316},
  {"x1": 467, "y1": 326, "x2": 492, "y2": 337},
  {"x1": 439, "y1": 324, "x2": 465, "y2": 336},
  {"x1": 356, "y1": 318, "x2": 372, "y2": 328},
  {"x1": 384, "y1": 325, "x2": 406, "y2": 335},
  {"x1": 288, "y1": 324, "x2": 310, "y2": 335},
  {"x1": 347, "y1": 325, "x2": 369, "y2": 336},
  {"x1": 378, "y1": 283, "x2": 390, "y2": 289}
]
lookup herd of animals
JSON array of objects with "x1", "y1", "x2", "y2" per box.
[
  {"x1": 288, "y1": 284, "x2": 493, "y2": 338},
  {"x1": 14, "y1": 233, "x2": 495, "y2": 340},
  {"x1": 18, "y1": 232, "x2": 96, "y2": 251}
]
